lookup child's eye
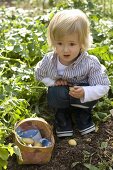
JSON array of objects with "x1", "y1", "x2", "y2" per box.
[
  {"x1": 70, "y1": 43, "x2": 75, "y2": 46},
  {"x1": 57, "y1": 42, "x2": 62, "y2": 45}
]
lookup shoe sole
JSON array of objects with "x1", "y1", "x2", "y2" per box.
[
  {"x1": 80, "y1": 125, "x2": 95, "y2": 135},
  {"x1": 56, "y1": 130, "x2": 73, "y2": 137}
]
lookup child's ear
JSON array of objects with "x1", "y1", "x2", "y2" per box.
[
  {"x1": 80, "y1": 49, "x2": 84, "y2": 53},
  {"x1": 53, "y1": 42, "x2": 56, "y2": 48},
  {"x1": 80, "y1": 45, "x2": 84, "y2": 52},
  {"x1": 53, "y1": 46, "x2": 57, "y2": 53}
]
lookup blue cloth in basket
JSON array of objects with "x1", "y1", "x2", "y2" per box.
[
  {"x1": 39, "y1": 138, "x2": 52, "y2": 147},
  {"x1": 16, "y1": 127, "x2": 42, "y2": 141},
  {"x1": 16, "y1": 127, "x2": 52, "y2": 147}
]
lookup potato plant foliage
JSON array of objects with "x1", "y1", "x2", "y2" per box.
[{"x1": 0, "y1": 1, "x2": 113, "y2": 169}]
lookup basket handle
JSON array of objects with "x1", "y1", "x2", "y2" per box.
[
  {"x1": 14, "y1": 120, "x2": 21, "y2": 130},
  {"x1": 14, "y1": 118, "x2": 53, "y2": 131}
]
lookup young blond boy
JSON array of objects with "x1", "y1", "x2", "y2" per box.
[{"x1": 35, "y1": 9, "x2": 110, "y2": 137}]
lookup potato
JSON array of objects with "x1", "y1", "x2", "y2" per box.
[
  {"x1": 68, "y1": 139, "x2": 77, "y2": 146},
  {"x1": 69, "y1": 86, "x2": 79, "y2": 91},
  {"x1": 34, "y1": 141, "x2": 42, "y2": 147},
  {"x1": 22, "y1": 138, "x2": 34, "y2": 145},
  {"x1": 69, "y1": 87, "x2": 74, "y2": 91},
  {"x1": 27, "y1": 144, "x2": 33, "y2": 147}
]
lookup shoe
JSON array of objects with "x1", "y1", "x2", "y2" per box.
[
  {"x1": 71, "y1": 107, "x2": 95, "y2": 135},
  {"x1": 56, "y1": 125, "x2": 73, "y2": 137},
  {"x1": 79, "y1": 124, "x2": 95, "y2": 135},
  {"x1": 55, "y1": 108, "x2": 73, "y2": 137}
]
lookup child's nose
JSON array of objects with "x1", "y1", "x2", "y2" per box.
[{"x1": 63, "y1": 45, "x2": 69, "y2": 52}]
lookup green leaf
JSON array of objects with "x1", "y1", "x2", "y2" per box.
[
  {"x1": 71, "y1": 162, "x2": 80, "y2": 168},
  {"x1": 98, "y1": 112, "x2": 108, "y2": 119},
  {"x1": 5, "y1": 46, "x2": 14, "y2": 51},
  {"x1": 13, "y1": 146, "x2": 23, "y2": 162},
  {"x1": 0, "y1": 158, "x2": 8, "y2": 170},
  {"x1": 0, "y1": 148, "x2": 9, "y2": 161},
  {"x1": 14, "y1": 45, "x2": 23, "y2": 53},
  {"x1": 109, "y1": 167, "x2": 113, "y2": 170},
  {"x1": 0, "y1": 165, "x2": 2, "y2": 170},
  {"x1": 100, "y1": 142, "x2": 108, "y2": 149},
  {"x1": 84, "y1": 163, "x2": 99, "y2": 170},
  {"x1": 7, "y1": 144, "x2": 14, "y2": 156}
]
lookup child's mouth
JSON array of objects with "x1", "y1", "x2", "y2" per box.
[{"x1": 64, "y1": 55, "x2": 70, "y2": 57}]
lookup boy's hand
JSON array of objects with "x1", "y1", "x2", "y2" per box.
[
  {"x1": 69, "y1": 86, "x2": 84, "y2": 99},
  {"x1": 55, "y1": 79, "x2": 68, "y2": 86}
]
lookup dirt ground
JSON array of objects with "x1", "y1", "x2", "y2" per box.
[{"x1": 7, "y1": 117, "x2": 113, "y2": 170}]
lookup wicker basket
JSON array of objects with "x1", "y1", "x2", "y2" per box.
[{"x1": 14, "y1": 117, "x2": 55, "y2": 164}]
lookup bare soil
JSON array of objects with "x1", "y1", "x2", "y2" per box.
[{"x1": 7, "y1": 118, "x2": 113, "y2": 170}]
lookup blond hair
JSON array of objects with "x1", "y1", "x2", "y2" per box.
[{"x1": 47, "y1": 9, "x2": 93, "y2": 51}]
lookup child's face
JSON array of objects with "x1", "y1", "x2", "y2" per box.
[{"x1": 54, "y1": 33, "x2": 81, "y2": 65}]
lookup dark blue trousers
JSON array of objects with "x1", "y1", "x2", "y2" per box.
[{"x1": 47, "y1": 85, "x2": 98, "y2": 132}]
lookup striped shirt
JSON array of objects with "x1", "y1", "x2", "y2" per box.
[{"x1": 35, "y1": 51, "x2": 110, "y2": 86}]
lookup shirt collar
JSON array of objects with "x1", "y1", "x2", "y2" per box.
[
  {"x1": 51, "y1": 51, "x2": 88, "y2": 67},
  {"x1": 72, "y1": 51, "x2": 88, "y2": 67}
]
